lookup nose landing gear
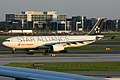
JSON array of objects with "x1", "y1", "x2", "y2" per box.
[{"x1": 12, "y1": 48, "x2": 16, "y2": 54}]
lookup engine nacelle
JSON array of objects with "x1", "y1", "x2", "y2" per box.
[{"x1": 51, "y1": 45, "x2": 65, "y2": 52}]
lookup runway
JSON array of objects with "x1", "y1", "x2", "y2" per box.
[
  {"x1": 0, "y1": 51, "x2": 120, "y2": 65},
  {"x1": 0, "y1": 56, "x2": 120, "y2": 63},
  {"x1": 0, "y1": 50, "x2": 120, "y2": 54}
]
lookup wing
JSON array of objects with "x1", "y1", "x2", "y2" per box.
[
  {"x1": 43, "y1": 40, "x2": 95, "y2": 46},
  {"x1": 0, "y1": 66, "x2": 103, "y2": 80}
]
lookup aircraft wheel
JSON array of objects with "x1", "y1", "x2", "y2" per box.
[
  {"x1": 12, "y1": 51, "x2": 15, "y2": 54},
  {"x1": 45, "y1": 50, "x2": 53, "y2": 53},
  {"x1": 27, "y1": 52, "x2": 34, "y2": 55},
  {"x1": 44, "y1": 50, "x2": 53, "y2": 56},
  {"x1": 45, "y1": 50, "x2": 49, "y2": 53}
]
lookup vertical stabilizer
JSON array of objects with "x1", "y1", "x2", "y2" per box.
[{"x1": 87, "y1": 18, "x2": 106, "y2": 35}]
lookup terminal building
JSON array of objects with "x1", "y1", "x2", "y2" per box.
[
  {"x1": 66, "y1": 16, "x2": 97, "y2": 32},
  {"x1": 104, "y1": 19, "x2": 120, "y2": 32},
  {"x1": 5, "y1": 11, "x2": 95, "y2": 33},
  {"x1": 4, "y1": 11, "x2": 120, "y2": 33},
  {"x1": 6, "y1": 11, "x2": 66, "y2": 31},
  {"x1": 66, "y1": 16, "x2": 87, "y2": 32}
]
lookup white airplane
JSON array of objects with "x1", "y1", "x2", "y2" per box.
[
  {"x1": 2, "y1": 18, "x2": 106, "y2": 54},
  {"x1": 0, "y1": 66, "x2": 104, "y2": 80}
]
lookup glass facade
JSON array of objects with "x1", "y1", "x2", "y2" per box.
[
  {"x1": 5, "y1": 11, "x2": 120, "y2": 32},
  {"x1": 5, "y1": 11, "x2": 66, "y2": 31}
]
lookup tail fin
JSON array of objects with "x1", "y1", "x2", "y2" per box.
[{"x1": 86, "y1": 18, "x2": 106, "y2": 35}]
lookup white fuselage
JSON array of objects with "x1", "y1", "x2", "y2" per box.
[{"x1": 2, "y1": 35, "x2": 99, "y2": 49}]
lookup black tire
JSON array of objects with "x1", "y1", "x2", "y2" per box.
[
  {"x1": 45, "y1": 50, "x2": 53, "y2": 53},
  {"x1": 45, "y1": 50, "x2": 49, "y2": 53},
  {"x1": 12, "y1": 51, "x2": 15, "y2": 54},
  {"x1": 27, "y1": 52, "x2": 34, "y2": 55}
]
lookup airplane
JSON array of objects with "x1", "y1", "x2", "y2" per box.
[
  {"x1": 0, "y1": 66, "x2": 105, "y2": 80},
  {"x1": 2, "y1": 18, "x2": 106, "y2": 55},
  {"x1": 0, "y1": 66, "x2": 118, "y2": 80}
]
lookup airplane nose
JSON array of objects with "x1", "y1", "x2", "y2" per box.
[
  {"x1": 2, "y1": 42, "x2": 5, "y2": 46},
  {"x1": 2, "y1": 39, "x2": 11, "y2": 48},
  {"x1": 2, "y1": 42, "x2": 7, "y2": 47}
]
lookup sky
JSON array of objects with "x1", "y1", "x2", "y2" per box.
[{"x1": 0, "y1": 0, "x2": 120, "y2": 20}]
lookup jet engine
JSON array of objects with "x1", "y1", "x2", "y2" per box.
[{"x1": 51, "y1": 45, "x2": 65, "y2": 52}]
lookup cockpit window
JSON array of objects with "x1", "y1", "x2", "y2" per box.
[{"x1": 4, "y1": 40, "x2": 11, "y2": 42}]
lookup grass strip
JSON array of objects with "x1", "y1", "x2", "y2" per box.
[
  {"x1": 6, "y1": 62, "x2": 120, "y2": 72},
  {"x1": 67, "y1": 46, "x2": 120, "y2": 51}
]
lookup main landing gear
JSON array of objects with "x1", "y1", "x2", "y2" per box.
[
  {"x1": 43, "y1": 50, "x2": 52, "y2": 55},
  {"x1": 43, "y1": 50, "x2": 68, "y2": 56},
  {"x1": 26, "y1": 49, "x2": 35, "y2": 55}
]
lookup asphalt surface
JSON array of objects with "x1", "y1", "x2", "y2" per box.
[
  {"x1": 0, "y1": 50, "x2": 120, "y2": 64},
  {"x1": 0, "y1": 50, "x2": 120, "y2": 54},
  {"x1": 0, "y1": 54, "x2": 120, "y2": 63},
  {"x1": 0, "y1": 51, "x2": 120, "y2": 80}
]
